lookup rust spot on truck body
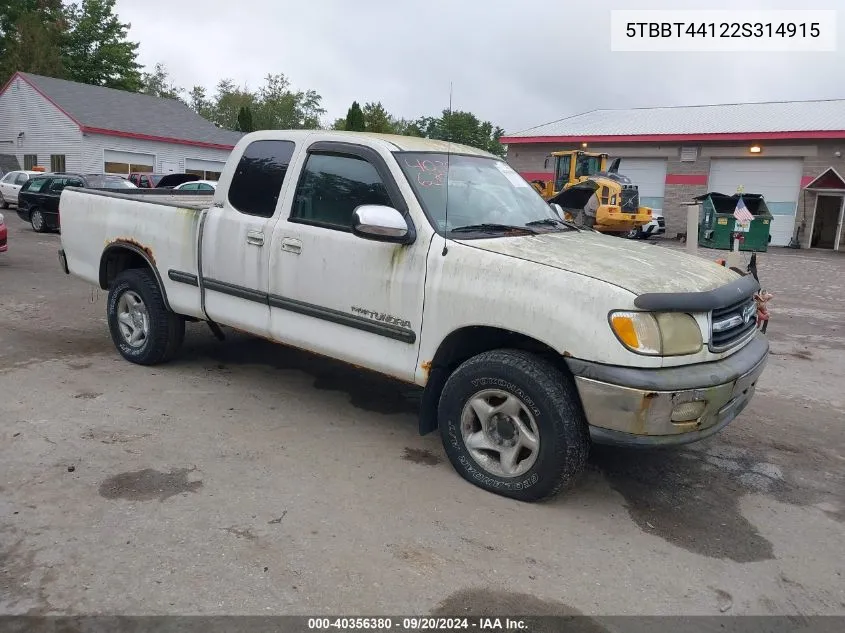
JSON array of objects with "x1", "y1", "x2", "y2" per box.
[
  {"x1": 109, "y1": 237, "x2": 155, "y2": 265},
  {"x1": 420, "y1": 360, "x2": 433, "y2": 382}
]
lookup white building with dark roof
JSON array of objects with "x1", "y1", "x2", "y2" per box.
[
  {"x1": 501, "y1": 100, "x2": 845, "y2": 250},
  {"x1": 0, "y1": 72, "x2": 243, "y2": 180}
]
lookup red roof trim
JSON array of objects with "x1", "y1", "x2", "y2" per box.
[
  {"x1": 803, "y1": 167, "x2": 845, "y2": 190},
  {"x1": 665, "y1": 174, "x2": 708, "y2": 186},
  {"x1": 1, "y1": 71, "x2": 84, "y2": 127},
  {"x1": 501, "y1": 131, "x2": 845, "y2": 144},
  {"x1": 518, "y1": 171, "x2": 554, "y2": 181},
  {"x1": 81, "y1": 126, "x2": 235, "y2": 150}
]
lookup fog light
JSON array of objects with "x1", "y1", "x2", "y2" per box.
[{"x1": 671, "y1": 400, "x2": 707, "y2": 423}]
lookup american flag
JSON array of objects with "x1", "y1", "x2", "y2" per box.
[{"x1": 734, "y1": 197, "x2": 754, "y2": 223}]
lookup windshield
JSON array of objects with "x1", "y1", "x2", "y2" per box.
[
  {"x1": 574, "y1": 155, "x2": 602, "y2": 179},
  {"x1": 397, "y1": 153, "x2": 559, "y2": 235}
]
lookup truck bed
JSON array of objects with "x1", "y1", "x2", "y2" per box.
[
  {"x1": 60, "y1": 187, "x2": 209, "y2": 320},
  {"x1": 67, "y1": 187, "x2": 214, "y2": 211}
]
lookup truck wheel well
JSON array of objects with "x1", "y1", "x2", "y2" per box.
[
  {"x1": 99, "y1": 244, "x2": 171, "y2": 311},
  {"x1": 418, "y1": 326, "x2": 571, "y2": 435}
]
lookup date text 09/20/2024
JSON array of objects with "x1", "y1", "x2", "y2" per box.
[{"x1": 307, "y1": 617, "x2": 528, "y2": 630}]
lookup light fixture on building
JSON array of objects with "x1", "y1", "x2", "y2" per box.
[
  {"x1": 749, "y1": 145, "x2": 762, "y2": 154},
  {"x1": 581, "y1": 142, "x2": 588, "y2": 148}
]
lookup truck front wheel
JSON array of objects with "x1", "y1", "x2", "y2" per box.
[
  {"x1": 438, "y1": 349, "x2": 589, "y2": 501},
  {"x1": 107, "y1": 269, "x2": 185, "y2": 365}
]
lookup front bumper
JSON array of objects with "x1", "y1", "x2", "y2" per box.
[{"x1": 565, "y1": 333, "x2": 769, "y2": 447}]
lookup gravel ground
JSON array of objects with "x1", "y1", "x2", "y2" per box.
[{"x1": 1, "y1": 221, "x2": 843, "y2": 618}]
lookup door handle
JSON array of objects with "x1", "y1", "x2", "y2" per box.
[
  {"x1": 281, "y1": 237, "x2": 302, "y2": 254},
  {"x1": 246, "y1": 230, "x2": 265, "y2": 246}
]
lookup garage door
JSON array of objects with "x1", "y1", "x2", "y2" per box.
[
  {"x1": 185, "y1": 158, "x2": 226, "y2": 180},
  {"x1": 103, "y1": 150, "x2": 155, "y2": 175},
  {"x1": 708, "y1": 158, "x2": 803, "y2": 247},
  {"x1": 615, "y1": 158, "x2": 667, "y2": 211}
]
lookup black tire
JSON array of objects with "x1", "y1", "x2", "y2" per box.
[
  {"x1": 438, "y1": 349, "x2": 589, "y2": 501},
  {"x1": 30, "y1": 208, "x2": 47, "y2": 233},
  {"x1": 107, "y1": 269, "x2": 185, "y2": 365}
]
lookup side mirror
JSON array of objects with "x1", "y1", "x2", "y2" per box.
[
  {"x1": 543, "y1": 156, "x2": 551, "y2": 169},
  {"x1": 352, "y1": 205, "x2": 414, "y2": 244}
]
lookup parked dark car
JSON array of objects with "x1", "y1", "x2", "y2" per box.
[
  {"x1": 128, "y1": 173, "x2": 200, "y2": 189},
  {"x1": 155, "y1": 173, "x2": 201, "y2": 189},
  {"x1": 129, "y1": 173, "x2": 166, "y2": 188},
  {"x1": 17, "y1": 173, "x2": 136, "y2": 233}
]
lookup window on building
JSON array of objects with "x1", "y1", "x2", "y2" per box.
[
  {"x1": 24, "y1": 154, "x2": 37, "y2": 170},
  {"x1": 185, "y1": 169, "x2": 204, "y2": 178},
  {"x1": 104, "y1": 161, "x2": 154, "y2": 175},
  {"x1": 104, "y1": 162, "x2": 129, "y2": 175},
  {"x1": 291, "y1": 153, "x2": 392, "y2": 230},
  {"x1": 228, "y1": 140, "x2": 296, "y2": 218},
  {"x1": 206, "y1": 171, "x2": 222, "y2": 180},
  {"x1": 50, "y1": 155, "x2": 66, "y2": 172}
]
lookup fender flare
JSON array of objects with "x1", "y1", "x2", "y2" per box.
[{"x1": 99, "y1": 241, "x2": 172, "y2": 312}]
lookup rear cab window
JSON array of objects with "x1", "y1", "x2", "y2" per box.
[{"x1": 228, "y1": 140, "x2": 296, "y2": 218}]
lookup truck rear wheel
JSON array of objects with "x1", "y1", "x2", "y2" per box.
[
  {"x1": 438, "y1": 349, "x2": 589, "y2": 501},
  {"x1": 107, "y1": 269, "x2": 185, "y2": 365}
]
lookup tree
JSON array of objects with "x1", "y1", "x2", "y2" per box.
[
  {"x1": 62, "y1": 0, "x2": 142, "y2": 91},
  {"x1": 362, "y1": 101, "x2": 394, "y2": 133},
  {"x1": 416, "y1": 109, "x2": 506, "y2": 157},
  {"x1": 253, "y1": 73, "x2": 325, "y2": 130},
  {"x1": 343, "y1": 101, "x2": 365, "y2": 132},
  {"x1": 0, "y1": 0, "x2": 66, "y2": 82},
  {"x1": 210, "y1": 78, "x2": 256, "y2": 129},
  {"x1": 187, "y1": 84, "x2": 220, "y2": 122},
  {"x1": 237, "y1": 105, "x2": 254, "y2": 132},
  {"x1": 140, "y1": 62, "x2": 182, "y2": 100}
]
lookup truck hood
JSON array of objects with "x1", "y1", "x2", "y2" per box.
[{"x1": 459, "y1": 231, "x2": 741, "y2": 295}]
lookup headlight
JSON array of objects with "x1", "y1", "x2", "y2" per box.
[{"x1": 609, "y1": 311, "x2": 703, "y2": 356}]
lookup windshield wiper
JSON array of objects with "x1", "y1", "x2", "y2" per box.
[
  {"x1": 525, "y1": 217, "x2": 581, "y2": 231},
  {"x1": 449, "y1": 223, "x2": 538, "y2": 235}
]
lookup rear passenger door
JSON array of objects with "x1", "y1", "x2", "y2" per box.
[
  {"x1": 267, "y1": 141, "x2": 428, "y2": 382},
  {"x1": 198, "y1": 139, "x2": 298, "y2": 337}
]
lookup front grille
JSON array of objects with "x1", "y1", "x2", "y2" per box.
[
  {"x1": 620, "y1": 186, "x2": 639, "y2": 213},
  {"x1": 710, "y1": 296, "x2": 757, "y2": 352}
]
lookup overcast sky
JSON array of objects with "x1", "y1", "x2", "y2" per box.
[{"x1": 113, "y1": 0, "x2": 845, "y2": 134}]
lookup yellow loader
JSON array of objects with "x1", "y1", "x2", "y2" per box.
[{"x1": 530, "y1": 151, "x2": 653, "y2": 235}]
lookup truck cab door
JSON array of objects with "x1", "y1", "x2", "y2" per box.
[
  {"x1": 267, "y1": 141, "x2": 428, "y2": 383},
  {"x1": 199, "y1": 139, "x2": 297, "y2": 336}
]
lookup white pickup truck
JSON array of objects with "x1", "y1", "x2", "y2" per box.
[{"x1": 58, "y1": 130, "x2": 768, "y2": 501}]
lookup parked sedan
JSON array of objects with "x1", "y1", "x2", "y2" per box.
[
  {"x1": 0, "y1": 170, "x2": 42, "y2": 208},
  {"x1": 173, "y1": 180, "x2": 217, "y2": 191},
  {"x1": 17, "y1": 173, "x2": 136, "y2": 233}
]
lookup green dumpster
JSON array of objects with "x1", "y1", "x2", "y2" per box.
[{"x1": 696, "y1": 192, "x2": 774, "y2": 252}]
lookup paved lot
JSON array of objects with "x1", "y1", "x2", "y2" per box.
[{"x1": 1, "y1": 220, "x2": 844, "y2": 617}]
